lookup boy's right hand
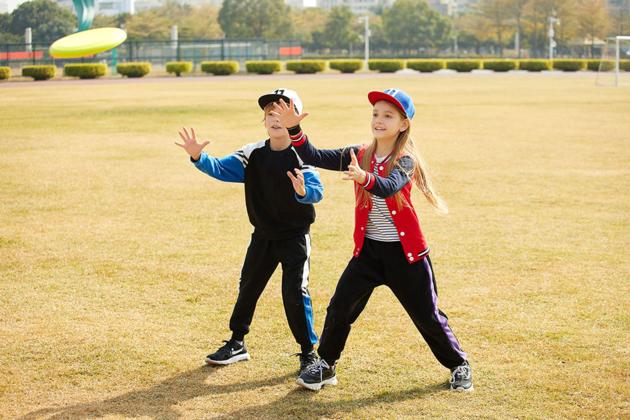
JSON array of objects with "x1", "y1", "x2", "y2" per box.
[{"x1": 175, "y1": 127, "x2": 209, "y2": 161}]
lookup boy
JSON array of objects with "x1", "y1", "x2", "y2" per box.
[{"x1": 175, "y1": 89, "x2": 323, "y2": 374}]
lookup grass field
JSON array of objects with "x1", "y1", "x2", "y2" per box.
[{"x1": 1, "y1": 73, "x2": 629, "y2": 419}]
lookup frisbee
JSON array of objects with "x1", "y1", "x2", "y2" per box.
[{"x1": 49, "y1": 28, "x2": 127, "y2": 59}]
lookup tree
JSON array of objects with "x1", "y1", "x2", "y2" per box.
[
  {"x1": 608, "y1": 0, "x2": 630, "y2": 35},
  {"x1": 382, "y1": 0, "x2": 451, "y2": 54},
  {"x1": 322, "y1": 6, "x2": 360, "y2": 50},
  {"x1": 219, "y1": 0, "x2": 292, "y2": 39},
  {"x1": 476, "y1": 0, "x2": 513, "y2": 56},
  {"x1": 290, "y1": 7, "x2": 328, "y2": 48},
  {"x1": 0, "y1": 13, "x2": 22, "y2": 43},
  {"x1": 506, "y1": 0, "x2": 529, "y2": 57},
  {"x1": 577, "y1": 0, "x2": 610, "y2": 56},
  {"x1": 9, "y1": 0, "x2": 75, "y2": 43}
]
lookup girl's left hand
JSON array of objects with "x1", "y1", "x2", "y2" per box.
[
  {"x1": 343, "y1": 149, "x2": 367, "y2": 184},
  {"x1": 287, "y1": 168, "x2": 307, "y2": 197},
  {"x1": 271, "y1": 98, "x2": 309, "y2": 129}
]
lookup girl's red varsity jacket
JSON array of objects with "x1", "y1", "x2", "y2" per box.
[{"x1": 289, "y1": 127, "x2": 429, "y2": 264}]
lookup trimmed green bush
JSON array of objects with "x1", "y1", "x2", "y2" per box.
[
  {"x1": 586, "y1": 60, "x2": 614, "y2": 71},
  {"x1": 552, "y1": 59, "x2": 585, "y2": 72},
  {"x1": 286, "y1": 60, "x2": 326, "y2": 74},
  {"x1": 117, "y1": 62, "x2": 151, "y2": 78},
  {"x1": 518, "y1": 60, "x2": 550, "y2": 71},
  {"x1": 166, "y1": 61, "x2": 193, "y2": 77},
  {"x1": 329, "y1": 59, "x2": 362, "y2": 73},
  {"x1": 483, "y1": 60, "x2": 516, "y2": 72},
  {"x1": 445, "y1": 60, "x2": 481, "y2": 72},
  {"x1": 201, "y1": 61, "x2": 239, "y2": 75},
  {"x1": 245, "y1": 61, "x2": 281, "y2": 74},
  {"x1": 22, "y1": 65, "x2": 56, "y2": 80},
  {"x1": 368, "y1": 59, "x2": 404, "y2": 73},
  {"x1": 406, "y1": 59, "x2": 444, "y2": 72},
  {"x1": 64, "y1": 63, "x2": 107, "y2": 79},
  {"x1": 0, "y1": 66, "x2": 10, "y2": 80},
  {"x1": 620, "y1": 60, "x2": 630, "y2": 71}
]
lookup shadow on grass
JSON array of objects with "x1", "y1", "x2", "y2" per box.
[
  {"x1": 214, "y1": 382, "x2": 448, "y2": 419},
  {"x1": 19, "y1": 365, "x2": 294, "y2": 419},
  {"x1": 20, "y1": 366, "x2": 447, "y2": 419}
]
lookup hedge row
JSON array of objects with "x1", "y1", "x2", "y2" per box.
[
  {"x1": 8, "y1": 59, "x2": 630, "y2": 81},
  {"x1": 64, "y1": 63, "x2": 107, "y2": 79},
  {"x1": 166, "y1": 61, "x2": 192, "y2": 77}
]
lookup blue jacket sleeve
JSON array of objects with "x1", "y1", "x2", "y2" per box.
[
  {"x1": 363, "y1": 156, "x2": 414, "y2": 198},
  {"x1": 295, "y1": 166, "x2": 324, "y2": 204},
  {"x1": 289, "y1": 127, "x2": 359, "y2": 172},
  {"x1": 191, "y1": 151, "x2": 245, "y2": 183}
]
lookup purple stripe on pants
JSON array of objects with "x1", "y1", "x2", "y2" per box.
[{"x1": 423, "y1": 257, "x2": 467, "y2": 361}]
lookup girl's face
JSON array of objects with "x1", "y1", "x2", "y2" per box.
[
  {"x1": 264, "y1": 103, "x2": 286, "y2": 138},
  {"x1": 371, "y1": 100, "x2": 409, "y2": 141}
]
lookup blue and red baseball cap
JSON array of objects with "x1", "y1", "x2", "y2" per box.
[{"x1": 368, "y1": 88, "x2": 415, "y2": 120}]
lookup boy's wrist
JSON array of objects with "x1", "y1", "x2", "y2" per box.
[{"x1": 287, "y1": 124, "x2": 302, "y2": 136}]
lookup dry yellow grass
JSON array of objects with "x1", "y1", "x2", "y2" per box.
[{"x1": 1, "y1": 73, "x2": 629, "y2": 419}]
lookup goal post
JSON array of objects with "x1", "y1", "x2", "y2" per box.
[{"x1": 597, "y1": 35, "x2": 630, "y2": 87}]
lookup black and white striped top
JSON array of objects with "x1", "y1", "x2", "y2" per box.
[{"x1": 365, "y1": 156, "x2": 401, "y2": 242}]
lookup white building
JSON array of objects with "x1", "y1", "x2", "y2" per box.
[
  {"x1": 0, "y1": 0, "x2": 30, "y2": 13},
  {"x1": 317, "y1": 0, "x2": 394, "y2": 14}
]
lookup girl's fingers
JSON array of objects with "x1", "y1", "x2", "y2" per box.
[
  {"x1": 175, "y1": 142, "x2": 185, "y2": 148},
  {"x1": 178, "y1": 131, "x2": 188, "y2": 142},
  {"x1": 298, "y1": 112, "x2": 309, "y2": 122},
  {"x1": 349, "y1": 148, "x2": 359, "y2": 165},
  {"x1": 182, "y1": 127, "x2": 190, "y2": 139},
  {"x1": 201, "y1": 141, "x2": 209, "y2": 148},
  {"x1": 287, "y1": 171, "x2": 297, "y2": 181},
  {"x1": 191, "y1": 127, "x2": 196, "y2": 140}
]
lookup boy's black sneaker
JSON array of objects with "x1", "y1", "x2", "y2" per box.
[
  {"x1": 296, "y1": 358, "x2": 337, "y2": 391},
  {"x1": 450, "y1": 360, "x2": 473, "y2": 391},
  {"x1": 297, "y1": 350, "x2": 318, "y2": 374},
  {"x1": 205, "y1": 339, "x2": 250, "y2": 365}
]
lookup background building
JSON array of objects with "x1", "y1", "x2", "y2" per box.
[{"x1": 317, "y1": 0, "x2": 394, "y2": 14}]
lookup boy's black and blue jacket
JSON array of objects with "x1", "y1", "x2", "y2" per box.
[{"x1": 191, "y1": 139, "x2": 323, "y2": 239}]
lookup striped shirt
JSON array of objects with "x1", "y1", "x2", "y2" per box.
[{"x1": 365, "y1": 155, "x2": 401, "y2": 242}]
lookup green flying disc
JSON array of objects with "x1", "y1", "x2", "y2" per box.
[{"x1": 49, "y1": 28, "x2": 127, "y2": 59}]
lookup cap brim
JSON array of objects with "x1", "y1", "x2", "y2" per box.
[
  {"x1": 258, "y1": 94, "x2": 291, "y2": 110},
  {"x1": 367, "y1": 91, "x2": 407, "y2": 117}
]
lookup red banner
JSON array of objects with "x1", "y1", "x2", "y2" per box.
[{"x1": 0, "y1": 51, "x2": 45, "y2": 60}]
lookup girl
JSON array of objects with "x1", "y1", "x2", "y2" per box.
[{"x1": 271, "y1": 88, "x2": 473, "y2": 392}]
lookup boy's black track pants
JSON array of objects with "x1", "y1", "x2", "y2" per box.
[{"x1": 229, "y1": 233, "x2": 318, "y2": 351}]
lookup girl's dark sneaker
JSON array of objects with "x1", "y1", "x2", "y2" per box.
[
  {"x1": 205, "y1": 339, "x2": 250, "y2": 365},
  {"x1": 450, "y1": 360, "x2": 473, "y2": 391},
  {"x1": 296, "y1": 358, "x2": 337, "y2": 391}
]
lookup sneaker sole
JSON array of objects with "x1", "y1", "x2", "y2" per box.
[
  {"x1": 296, "y1": 376, "x2": 338, "y2": 391},
  {"x1": 205, "y1": 353, "x2": 250, "y2": 366},
  {"x1": 450, "y1": 384, "x2": 474, "y2": 392}
]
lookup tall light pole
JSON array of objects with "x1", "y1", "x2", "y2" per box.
[
  {"x1": 359, "y1": 15, "x2": 370, "y2": 70},
  {"x1": 548, "y1": 12, "x2": 560, "y2": 61}
]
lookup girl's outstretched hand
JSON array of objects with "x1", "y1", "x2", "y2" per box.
[
  {"x1": 175, "y1": 127, "x2": 209, "y2": 161},
  {"x1": 343, "y1": 149, "x2": 367, "y2": 184},
  {"x1": 287, "y1": 168, "x2": 307, "y2": 197},
  {"x1": 270, "y1": 98, "x2": 309, "y2": 129}
]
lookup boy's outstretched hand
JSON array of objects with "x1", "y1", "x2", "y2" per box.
[
  {"x1": 287, "y1": 168, "x2": 307, "y2": 197},
  {"x1": 271, "y1": 99, "x2": 309, "y2": 129},
  {"x1": 175, "y1": 127, "x2": 209, "y2": 161},
  {"x1": 343, "y1": 149, "x2": 367, "y2": 184}
]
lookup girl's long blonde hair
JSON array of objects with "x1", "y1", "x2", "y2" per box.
[{"x1": 357, "y1": 110, "x2": 448, "y2": 214}]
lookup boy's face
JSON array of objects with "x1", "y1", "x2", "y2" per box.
[{"x1": 264, "y1": 102, "x2": 286, "y2": 138}]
